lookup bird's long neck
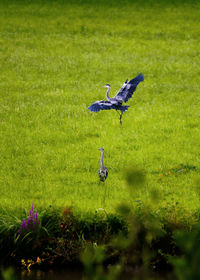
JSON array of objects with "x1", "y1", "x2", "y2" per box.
[
  {"x1": 100, "y1": 150, "x2": 104, "y2": 169},
  {"x1": 106, "y1": 86, "x2": 111, "y2": 100}
]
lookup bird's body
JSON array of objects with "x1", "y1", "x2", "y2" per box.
[
  {"x1": 98, "y1": 148, "x2": 108, "y2": 182},
  {"x1": 98, "y1": 168, "x2": 108, "y2": 182},
  {"x1": 88, "y1": 73, "x2": 144, "y2": 124}
]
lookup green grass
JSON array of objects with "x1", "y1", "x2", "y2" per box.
[{"x1": 0, "y1": 0, "x2": 200, "y2": 224}]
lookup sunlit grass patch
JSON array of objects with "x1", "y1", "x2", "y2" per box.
[{"x1": 0, "y1": 0, "x2": 199, "y2": 228}]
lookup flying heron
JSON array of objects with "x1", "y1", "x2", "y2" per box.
[
  {"x1": 88, "y1": 73, "x2": 144, "y2": 124},
  {"x1": 98, "y1": 148, "x2": 108, "y2": 182}
]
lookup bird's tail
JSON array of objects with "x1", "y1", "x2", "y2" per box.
[{"x1": 119, "y1": 105, "x2": 129, "y2": 113}]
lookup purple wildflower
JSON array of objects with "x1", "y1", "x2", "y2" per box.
[{"x1": 18, "y1": 204, "x2": 39, "y2": 235}]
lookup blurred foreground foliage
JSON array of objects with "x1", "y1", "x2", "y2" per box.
[
  {"x1": 81, "y1": 168, "x2": 200, "y2": 280},
  {"x1": 1, "y1": 170, "x2": 200, "y2": 279}
]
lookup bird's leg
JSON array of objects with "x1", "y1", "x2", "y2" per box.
[
  {"x1": 120, "y1": 114, "x2": 122, "y2": 125},
  {"x1": 116, "y1": 110, "x2": 123, "y2": 125},
  {"x1": 102, "y1": 183, "x2": 107, "y2": 207},
  {"x1": 115, "y1": 110, "x2": 123, "y2": 125}
]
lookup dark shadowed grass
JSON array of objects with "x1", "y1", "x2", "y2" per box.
[{"x1": 0, "y1": 0, "x2": 200, "y2": 226}]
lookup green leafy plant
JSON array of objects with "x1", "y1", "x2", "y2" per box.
[{"x1": 170, "y1": 225, "x2": 200, "y2": 280}]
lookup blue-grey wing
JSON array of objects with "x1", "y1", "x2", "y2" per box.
[
  {"x1": 105, "y1": 168, "x2": 108, "y2": 178},
  {"x1": 114, "y1": 73, "x2": 144, "y2": 103},
  {"x1": 114, "y1": 79, "x2": 128, "y2": 103},
  {"x1": 88, "y1": 100, "x2": 117, "y2": 112}
]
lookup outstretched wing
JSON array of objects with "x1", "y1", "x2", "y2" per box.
[
  {"x1": 88, "y1": 100, "x2": 118, "y2": 112},
  {"x1": 114, "y1": 73, "x2": 144, "y2": 103},
  {"x1": 88, "y1": 100, "x2": 129, "y2": 113},
  {"x1": 114, "y1": 79, "x2": 128, "y2": 103}
]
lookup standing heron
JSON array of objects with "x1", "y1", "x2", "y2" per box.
[
  {"x1": 98, "y1": 148, "x2": 108, "y2": 182},
  {"x1": 88, "y1": 73, "x2": 144, "y2": 124}
]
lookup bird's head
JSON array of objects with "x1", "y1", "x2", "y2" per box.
[
  {"x1": 98, "y1": 148, "x2": 104, "y2": 152},
  {"x1": 103, "y1": 84, "x2": 110, "y2": 89}
]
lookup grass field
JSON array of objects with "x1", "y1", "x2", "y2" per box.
[{"x1": 0, "y1": 0, "x2": 200, "y2": 225}]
